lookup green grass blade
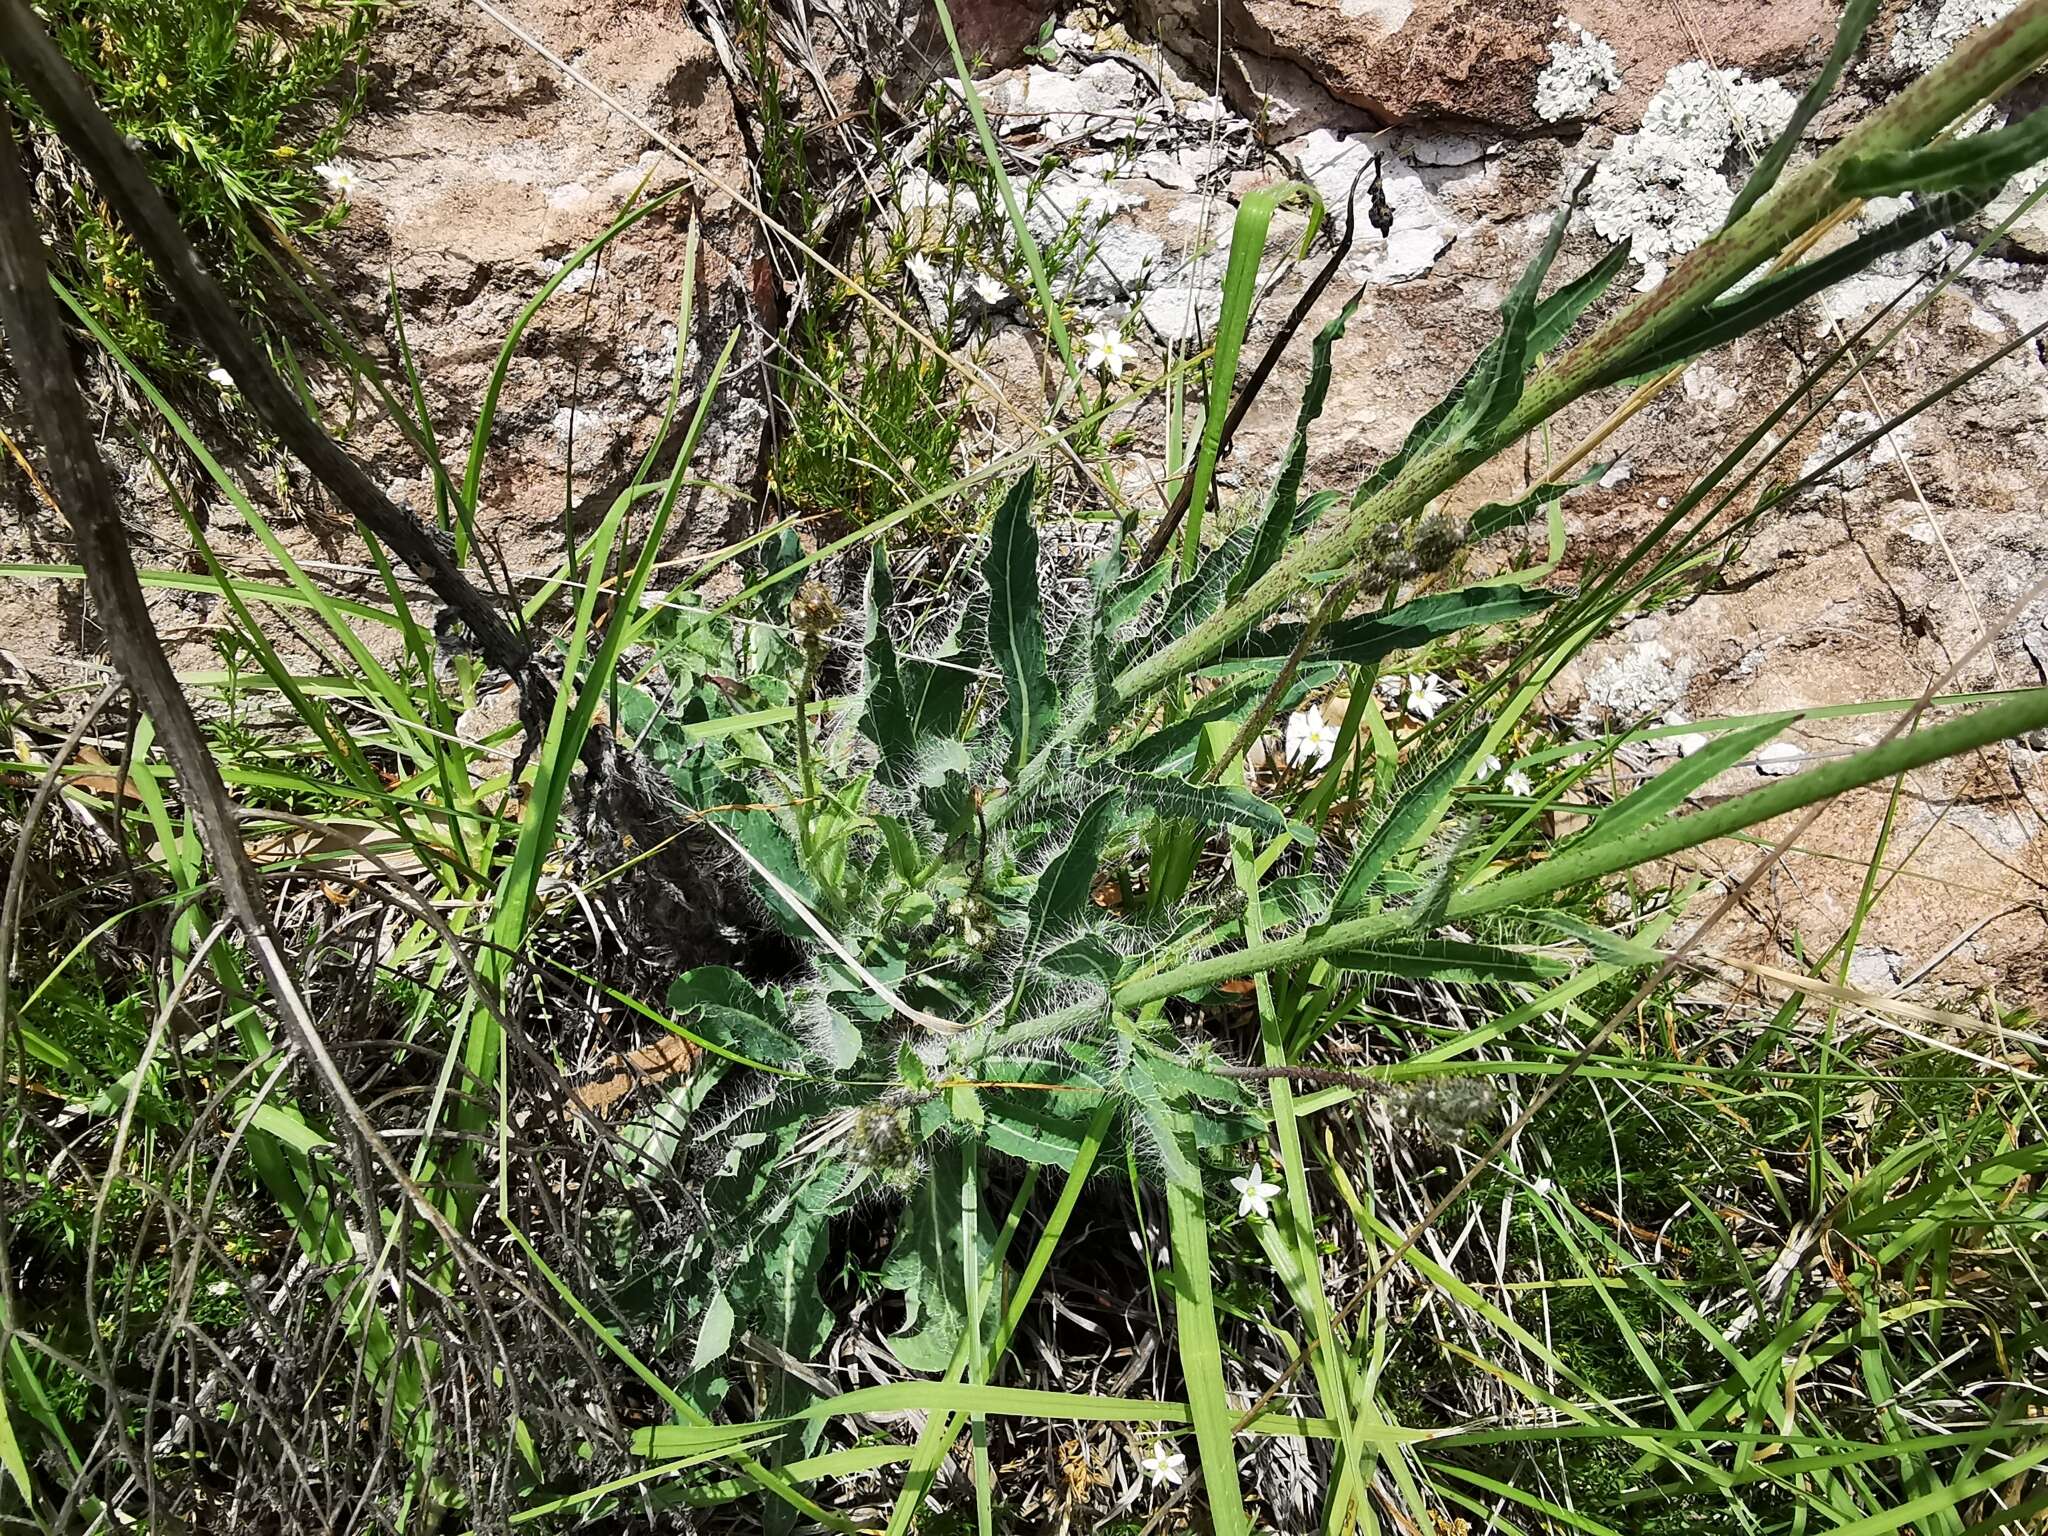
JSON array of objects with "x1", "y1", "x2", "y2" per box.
[
  {"x1": 927, "y1": 0, "x2": 1077, "y2": 382},
  {"x1": 1161, "y1": 1106, "x2": 1252, "y2": 1536},
  {"x1": 1179, "y1": 181, "x2": 1321, "y2": 578}
]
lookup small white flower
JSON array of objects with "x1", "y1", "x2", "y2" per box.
[
  {"x1": 1283, "y1": 705, "x2": 1339, "y2": 772},
  {"x1": 1081, "y1": 326, "x2": 1137, "y2": 378},
  {"x1": 1502, "y1": 769, "x2": 1534, "y2": 798},
  {"x1": 1478, "y1": 753, "x2": 1502, "y2": 779},
  {"x1": 207, "y1": 1278, "x2": 234, "y2": 1297},
  {"x1": 1138, "y1": 1441, "x2": 1187, "y2": 1486},
  {"x1": 968, "y1": 269, "x2": 1008, "y2": 306},
  {"x1": 1396, "y1": 673, "x2": 1449, "y2": 721},
  {"x1": 205, "y1": 366, "x2": 235, "y2": 390},
  {"x1": 904, "y1": 252, "x2": 940, "y2": 289},
  {"x1": 1531, "y1": 1177, "x2": 1555, "y2": 1198},
  {"x1": 314, "y1": 160, "x2": 358, "y2": 198},
  {"x1": 1231, "y1": 1170, "x2": 1282, "y2": 1221}
]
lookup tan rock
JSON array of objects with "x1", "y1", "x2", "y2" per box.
[{"x1": 327, "y1": 0, "x2": 772, "y2": 584}]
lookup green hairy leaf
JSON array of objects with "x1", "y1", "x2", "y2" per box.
[
  {"x1": 1101, "y1": 764, "x2": 1306, "y2": 843},
  {"x1": 881, "y1": 1145, "x2": 995, "y2": 1371},
  {"x1": 978, "y1": 1057, "x2": 1111, "y2": 1166},
  {"x1": 1128, "y1": 525, "x2": 1260, "y2": 674},
  {"x1": 44, "y1": 0, "x2": 2048, "y2": 1514},
  {"x1": 1018, "y1": 789, "x2": 1120, "y2": 969},
  {"x1": 1464, "y1": 171, "x2": 1589, "y2": 439},
  {"x1": 987, "y1": 468, "x2": 1056, "y2": 772},
  {"x1": 859, "y1": 540, "x2": 914, "y2": 781},
  {"x1": 1116, "y1": 667, "x2": 1340, "y2": 774},
  {"x1": 1326, "y1": 730, "x2": 1491, "y2": 921},
  {"x1": 1229, "y1": 584, "x2": 1558, "y2": 666},
  {"x1": 668, "y1": 967, "x2": 805, "y2": 1068}
]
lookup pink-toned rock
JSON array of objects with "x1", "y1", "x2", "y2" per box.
[
  {"x1": 1227, "y1": 0, "x2": 1554, "y2": 128},
  {"x1": 1135, "y1": 0, "x2": 1830, "y2": 132}
]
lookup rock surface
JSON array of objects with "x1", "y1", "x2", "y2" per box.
[
  {"x1": 329, "y1": 0, "x2": 771, "y2": 580},
  {"x1": 1130, "y1": 0, "x2": 1832, "y2": 133}
]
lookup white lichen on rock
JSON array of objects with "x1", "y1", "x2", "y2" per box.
[
  {"x1": 1580, "y1": 641, "x2": 1690, "y2": 722},
  {"x1": 1891, "y1": 0, "x2": 2017, "y2": 72},
  {"x1": 1533, "y1": 19, "x2": 1620, "y2": 123},
  {"x1": 1585, "y1": 62, "x2": 1797, "y2": 287}
]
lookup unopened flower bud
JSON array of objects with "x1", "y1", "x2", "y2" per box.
[
  {"x1": 790, "y1": 581, "x2": 841, "y2": 638},
  {"x1": 847, "y1": 1100, "x2": 917, "y2": 1182},
  {"x1": 1409, "y1": 513, "x2": 1464, "y2": 573}
]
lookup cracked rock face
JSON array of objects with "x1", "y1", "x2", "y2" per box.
[{"x1": 327, "y1": 0, "x2": 771, "y2": 582}]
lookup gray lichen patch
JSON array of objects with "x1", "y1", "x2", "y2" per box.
[
  {"x1": 1533, "y1": 18, "x2": 1620, "y2": 124},
  {"x1": 1891, "y1": 0, "x2": 2019, "y2": 72},
  {"x1": 1583, "y1": 61, "x2": 1796, "y2": 287}
]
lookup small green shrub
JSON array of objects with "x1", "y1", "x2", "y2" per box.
[{"x1": 5, "y1": 0, "x2": 374, "y2": 382}]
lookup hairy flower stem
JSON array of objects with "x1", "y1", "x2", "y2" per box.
[
  {"x1": 1108, "y1": 0, "x2": 2048, "y2": 707},
  {"x1": 1206, "y1": 574, "x2": 1361, "y2": 785},
  {"x1": 794, "y1": 647, "x2": 821, "y2": 860}
]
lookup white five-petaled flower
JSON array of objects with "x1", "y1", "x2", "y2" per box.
[
  {"x1": 205, "y1": 366, "x2": 235, "y2": 390},
  {"x1": 1139, "y1": 1441, "x2": 1188, "y2": 1487},
  {"x1": 1231, "y1": 1169, "x2": 1282, "y2": 1221},
  {"x1": 314, "y1": 160, "x2": 358, "y2": 198},
  {"x1": 1480, "y1": 753, "x2": 1532, "y2": 797},
  {"x1": 1283, "y1": 705, "x2": 1339, "y2": 772},
  {"x1": 1081, "y1": 326, "x2": 1137, "y2": 378},
  {"x1": 1391, "y1": 673, "x2": 1449, "y2": 721}
]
